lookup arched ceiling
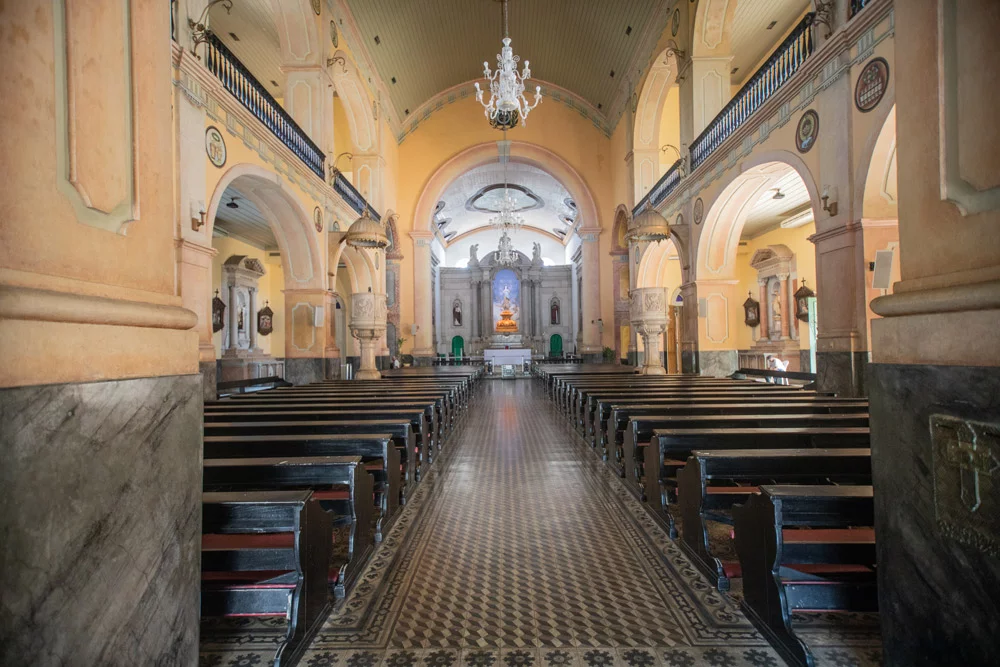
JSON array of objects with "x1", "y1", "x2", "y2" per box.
[
  {"x1": 435, "y1": 162, "x2": 576, "y2": 243},
  {"x1": 342, "y1": 0, "x2": 665, "y2": 122},
  {"x1": 740, "y1": 164, "x2": 812, "y2": 239},
  {"x1": 729, "y1": 0, "x2": 812, "y2": 84}
]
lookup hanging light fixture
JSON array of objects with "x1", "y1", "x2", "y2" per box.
[
  {"x1": 488, "y1": 142, "x2": 525, "y2": 233},
  {"x1": 625, "y1": 207, "x2": 672, "y2": 243},
  {"x1": 495, "y1": 228, "x2": 518, "y2": 266},
  {"x1": 345, "y1": 207, "x2": 389, "y2": 249},
  {"x1": 475, "y1": 0, "x2": 541, "y2": 128}
]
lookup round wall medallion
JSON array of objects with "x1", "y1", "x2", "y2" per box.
[
  {"x1": 205, "y1": 126, "x2": 226, "y2": 168},
  {"x1": 795, "y1": 110, "x2": 819, "y2": 153},
  {"x1": 855, "y1": 57, "x2": 889, "y2": 112},
  {"x1": 671, "y1": 9, "x2": 680, "y2": 36},
  {"x1": 310, "y1": 0, "x2": 321, "y2": 16},
  {"x1": 693, "y1": 197, "x2": 704, "y2": 225},
  {"x1": 313, "y1": 207, "x2": 323, "y2": 232},
  {"x1": 330, "y1": 21, "x2": 338, "y2": 47}
]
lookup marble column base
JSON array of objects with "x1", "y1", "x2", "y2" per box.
[
  {"x1": 681, "y1": 350, "x2": 697, "y2": 374},
  {"x1": 627, "y1": 351, "x2": 639, "y2": 366},
  {"x1": 817, "y1": 350, "x2": 868, "y2": 397},
  {"x1": 581, "y1": 353, "x2": 603, "y2": 364},
  {"x1": 0, "y1": 374, "x2": 202, "y2": 666},
  {"x1": 325, "y1": 357, "x2": 342, "y2": 380},
  {"x1": 799, "y1": 349, "x2": 813, "y2": 374},
  {"x1": 869, "y1": 363, "x2": 1000, "y2": 667},
  {"x1": 699, "y1": 350, "x2": 739, "y2": 377},
  {"x1": 376, "y1": 355, "x2": 391, "y2": 370},
  {"x1": 413, "y1": 356, "x2": 436, "y2": 367},
  {"x1": 284, "y1": 357, "x2": 325, "y2": 385},
  {"x1": 200, "y1": 359, "x2": 217, "y2": 402}
]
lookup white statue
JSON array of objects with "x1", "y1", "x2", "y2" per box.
[
  {"x1": 532, "y1": 242, "x2": 542, "y2": 263},
  {"x1": 469, "y1": 244, "x2": 479, "y2": 266}
]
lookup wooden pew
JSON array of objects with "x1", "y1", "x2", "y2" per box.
[
  {"x1": 204, "y1": 419, "x2": 416, "y2": 506},
  {"x1": 644, "y1": 427, "x2": 871, "y2": 533},
  {"x1": 240, "y1": 388, "x2": 457, "y2": 430},
  {"x1": 676, "y1": 448, "x2": 872, "y2": 589},
  {"x1": 599, "y1": 397, "x2": 866, "y2": 461},
  {"x1": 203, "y1": 455, "x2": 373, "y2": 598},
  {"x1": 204, "y1": 433, "x2": 398, "y2": 542},
  {"x1": 625, "y1": 413, "x2": 870, "y2": 496},
  {"x1": 733, "y1": 485, "x2": 877, "y2": 667},
  {"x1": 205, "y1": 407, "x2": 434, "y2": 479},
  {"x1": 201, "y1": 490, "x2": 331, "y2": 667}
]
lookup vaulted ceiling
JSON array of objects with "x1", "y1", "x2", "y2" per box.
[{"x1": 342, "y1": 0, "x2": 665, "y2": 121}]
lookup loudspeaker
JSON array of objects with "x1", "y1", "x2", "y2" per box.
[
  {"x1": 313, "y1": 306, "x2": 325, "y2": 327},
  {"x1": 872, "y1": 249, "x2": 895, "y2": 290}
]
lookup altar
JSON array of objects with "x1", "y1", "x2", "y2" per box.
[{"x1": 484, "y1": 348, "x2": 532, "y2": 367}]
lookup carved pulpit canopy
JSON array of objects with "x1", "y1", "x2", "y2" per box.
[
  {"x1": 223, "y1": 254, "x2": 267, "y2": 283},
  {"x1": 749, "y1": 244, "x2": 795, "y2": 276}
]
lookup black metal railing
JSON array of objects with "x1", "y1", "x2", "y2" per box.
[
  {"x1": 849, "y1": 0, "x2": 872, "y2": 18},
  {"x1": 204, "y1": 33, "x2": 326, "y2": 178},
  {"x1": 333, "y1": 171, "x2": 381, "y2": 222},
  {"x1": 689, "y1": 13, "x2": 815, "y2": 171},
  {"x1": 632, "y1": 159, "x2": 682, "y2": 217}
]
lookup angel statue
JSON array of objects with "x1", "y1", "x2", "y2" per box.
[
  {"x1": 469, "y1": 244, "x2": 479, "y2": 265},
  {"x1": 532, "y1": 242, "x2": 542, "y2": 263}
]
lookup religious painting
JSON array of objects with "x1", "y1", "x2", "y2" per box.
[
  {"x1": 492, "y1": 268, "x2": 520, "y2": 332},
  {"x1": 313, "y1": 206, "x2": 323, "y2": 232},
  {"x1": 452, "y1": 298, "x2": 463, "y2": 327},
  {"x1": 257, "y1": 301, "x2": 274, "y2": 336},
  {"x1": 795, "y1": 110, "x2": 819, "y2": 153},
  {"x1": 550, "y1": 297, "x2": 561, "y2": 325},
  {"x1": 794, "y1": 280, "x2": 815, "y2": 322},
  {"x1": 205, "y1": 126, "x2": 226, "y2": 168},
  {"x1": 743, "y1": 292, "x2": 761, "y2": 328},
  {"x1": 211, "y1": 290, "x2": 226, "y2": 333},
  {"x1": 855, "y1": 57, "x2": 889, "y2": 112}
]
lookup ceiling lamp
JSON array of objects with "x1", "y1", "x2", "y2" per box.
[
  {"x1": 496, "y1": 229, "x2": 518, "y2": 266},
  {"x1": 475, "y1": 0, "x2": 541, "y2": 128},
  {"x1": 488, "y1": 188, "x2": 525, "y2": 232},
  {"x1": 345, "y1": 207, "x2": 389, "y2": 249},
  {"x1": 626, "y1": 208, "x2": 672, "y2": 243}
]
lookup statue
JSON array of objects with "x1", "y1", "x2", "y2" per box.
[
  {"x1": 532, "y1": 242, "x2": 542, "y2": 264},
  {"x1": 469, "y1": 244, "x2": 479, "y2": 266},
  {"x1": 771, "y1": 288, "x2": 783, "y2": 331},
  {"x1": 452, "y1": 299, "x2": 462, "y2": 327},
  {"x1": 501, "y1": 284, "x2": 512, "y2": 310}
]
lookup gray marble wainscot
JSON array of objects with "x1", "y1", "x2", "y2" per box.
[
  {"x1": 869, "y1": 363, "x2": 1000, "y2": 667},
  {"x1": 0, "y1": 374, "x2": 203, "y2": 667},
  {"x1": 698, "y1": 350, "x2": 739, "y2": 377},
  {"x1": 284, "y1": 357, "x2": 326, "y2": 385}
]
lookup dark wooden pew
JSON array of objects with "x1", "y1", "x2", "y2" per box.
[
  {"x1": 203, "y1": 455, "x2": 373, "y2": 597},
  {"x1": 204, "y1": 433, "x2": 398, "y2": 542},
  {"x1": 241, "y1": 388, "x2": 457, "y2": 430},
  {"x1": 204, "y1": 419, "x2": 416, "y2": 505},
  {"x1": 624, "y1": 413, "x2": 870, "y2": 495},
  {"x1": 676, "y1": 448, "x2": 872, "y2": 589},
  {"x1": 201, "y1": 490, "x2": 331, "y2": 667},
  {"x1": 205, "y1": 407, "x2": 434, "y2": 479},
  {"x1": 645, "y1": 427, "x2": 871, "y2": 534},
  {"x1": 733, "y1": 485, "x2": 877, "y2": 667},
  {"x1": 604, "y1": 400, "x2": 868, "y2": 472},
  {"x1": 599, "y1": 397, "x2": 866, "y2": 461}
]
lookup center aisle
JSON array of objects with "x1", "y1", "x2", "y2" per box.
[{"x1": 300, "y1": 380, "x2": 787, "y2": 666}]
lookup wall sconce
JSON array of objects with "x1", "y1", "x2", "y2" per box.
[
  {"x1": 821, "y1": 185, "x2": 839, "y2": 217},
  {"x1": 328, "y1": 151, "x2": 355, "y2": 183},
  {"x1": 187, "y1": 0, "x2": 233, "y2": 56},
  {"x1": 327, "y1": 55, "x2": 346, "y2": 71},
  {"x1": 190, "y1": 200, "x2": 207, "y2": 231}
]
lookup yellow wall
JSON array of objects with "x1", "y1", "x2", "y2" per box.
[
  {"x1": 733, "y1": 223, "x2": 817, "y2": 350},
  {"x1": 211, "y1": 236, "x2": 286, "y2": 358},
  {"x1": 395, "y1": 96, "x2": 620, "y2": 351},
  {"x1": 333, "y1": 96, "x2": 354, "y2": 176},
  {"x1": 657, "y1": 86, "x2": 682, "y2": 172}
]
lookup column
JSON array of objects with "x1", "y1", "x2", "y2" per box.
[
  {"x1": 248, "y1": 287, "x2": 258, "y2": 351},
  {"x1": 481, "y1": 278, "x2": 491, "y2": 340},
  {"x1": 284, "y1": 68, "x2": 335, "y2": 154},
  {"x1": 579, "y1": 229, "x2": 603, "y2": 356},
  {"x1": 227, "y1": 283, "x2": 238, "y2": 351},
  {"x1": 410, "y1": 231, "x2": 435, "y2": 358},
  {"x1": 758, "y1": 280, "x2": 769, "y2": 339},
  {"x1": 689, "y1": 57, "x2": 733, "y2": 137},
  {"x1": 470, "y1": 281, "x2": 478, "y2": 340},
  {"x1": 778, "y1": 275, "x2": 790, "y2": 339}
]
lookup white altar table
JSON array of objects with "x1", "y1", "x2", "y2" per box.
[{"x1": 484, "y1": 348, "x2": 532, "y2": 367}]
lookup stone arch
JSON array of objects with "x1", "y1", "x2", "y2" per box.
[
  {"x1": 633, "y1": 46, "x2": 683, "y2": 199},
  {"x1": 855, "y1": 103, "x2": 898, "y2": 219},
  {"x1": 413, "y1": 142, "x2": 601, "y2": 241},
  {"x1": 636, "y1": 238, "x2": 680, "y2": 289},
  {"x1": 331, "y1": 240, "x2": 377, "y2": 294},
  {"x1": 329, "y1": 50, "x2": 377, "y2": 153},
  {"x1": 696, "y1": 151, "x2": 821, "y2": 280},
  {"x1": 611, "y1": 205, "x2": 630, "y2": 254},
  {"x1": 206, "y1": 163, "x2": 323, "y2": 289}
]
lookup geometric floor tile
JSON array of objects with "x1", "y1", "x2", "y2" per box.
[{"x1": 200, "y1": 380, "x2": 882, "y2": 667}]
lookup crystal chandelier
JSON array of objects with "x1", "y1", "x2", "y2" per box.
[
  {"x1": 475, "y1": 0, "x2": 541, "y2": 129},
  {"x1": 496, "y1": 229, "x2": 517, "y2": 266},
  {"x1": 488, "y1": 188, "x2": 525, "y2": 232}
]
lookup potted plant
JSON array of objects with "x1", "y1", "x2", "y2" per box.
[{"x1": 602, "y1": 346, "x2": 615, "y2": 363}]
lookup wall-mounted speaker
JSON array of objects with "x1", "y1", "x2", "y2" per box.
[
  {"x1": 872, "y1": 249, "x2": 895, "y2": 290},
  {"x1": 313, "y1": 306, "x2": 325, "y2": 327}
]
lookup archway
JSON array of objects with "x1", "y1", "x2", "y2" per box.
[{"x1": 633, "y1": 45, "x2": 682, "y2": 202}]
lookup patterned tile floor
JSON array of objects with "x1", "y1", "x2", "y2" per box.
[{"x1": 201, "y1": 380, "x2": 881, "y2": 667}]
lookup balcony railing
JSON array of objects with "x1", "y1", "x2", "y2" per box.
[
  {"x1": 689, "y1": 13, "x2": 815, "y2": 171},
  {"x1": 849, "y1": 0, "x2": 872, "y2": 18},
  {"x1": 332, "y1": 171, "x2": 381, "y2": 222},
  {"x1": 204, "y1": 32, "x2": 326, "y2": 179},
  {"x1": 632, "y1": 159, "x2": 682, "y2": 217}
]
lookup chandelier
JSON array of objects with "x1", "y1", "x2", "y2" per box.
[
  {"x1": 488, "y1": 188, "x2": 525, "y2": 232},
  {"x1": 475, "y1": 0, "x2": 541, "y2": 128},
  {"x1": 496, "y1": 229, "x2": 518, "y2": 266}
]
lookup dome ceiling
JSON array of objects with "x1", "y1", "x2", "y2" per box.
[
  {"x1": 435, "y1": 162, "x2": 576, "y2": 243},
  {"x1": 342, "y1": 0, "x2": 666, "y2": 124}
]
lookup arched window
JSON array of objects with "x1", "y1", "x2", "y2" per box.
[{"x1": 550, "y1": 296, "x2": 561, "y2": 325}]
